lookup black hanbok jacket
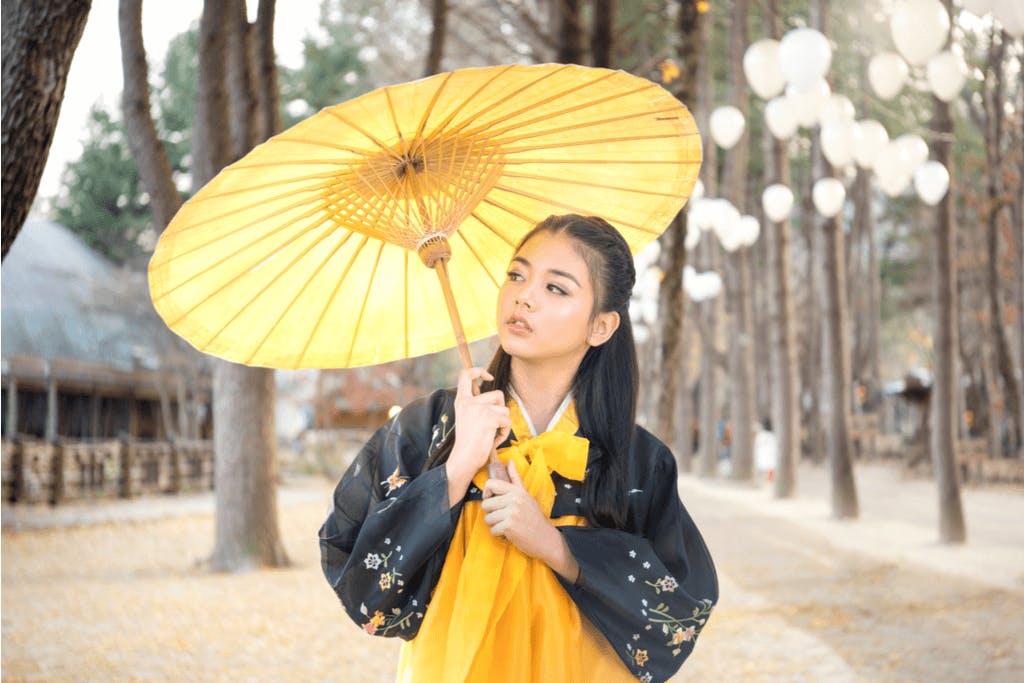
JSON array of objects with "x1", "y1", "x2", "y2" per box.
[{"x1": 319, "y1": 388, "x2": 718, "y2": 683}]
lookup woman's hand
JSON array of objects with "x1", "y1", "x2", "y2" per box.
[
  {"x1": 445, "y1": 367, "x2": 511, "y2": 507},
  {"x1": 481, "y1": 461, "x2": 580, "y2": 583}
]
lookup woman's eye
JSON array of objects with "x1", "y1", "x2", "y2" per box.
[
  {"x1": 547, "y1": 284, "x2": 567, "y2": 295},
  {"x1": 507, "y1": 271, "x2": 523, "y2": 281}
]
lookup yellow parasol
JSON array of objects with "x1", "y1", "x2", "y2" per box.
[{"x1": 149, "y1": 63, "x2": 701, "y2": 371}]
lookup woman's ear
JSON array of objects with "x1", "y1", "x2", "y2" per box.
[{"x1": 587, "y1": 310, "x2": 621, "y2": 347}]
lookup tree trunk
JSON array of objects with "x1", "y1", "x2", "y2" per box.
[
  {"x1": 192, "y1": 0, "x2": 289, "y2": 571},
  {"x1": 1, "y1": 0, "x2": 91, "y2": 259},
  {"x1": 253, "y1": 0, "x2": 280, "y2": 142},
  {"x1": 695, "y1": 1, "x2": 720, "y2": 478},
  {"x1": 723, "y1": 0, "x2": 754, "y2": 482},
  {"x1": 982, "y1": 29, "x2": 1022, "y2": 456},
  {"x1": 654, "y1": 0, "x2": 703, "y2": 448},
  {"x1": 118, "y1": 0, "x2": 182, "y2": 232},
  {"x1": 763, "y1": 0, "x2": 799, "y2": 497},
  {"x1": 590, "y1": 0, "x2": 614, "y2": 68},
  {"x1": 555, "y1": 0, "x2": 582, "y2": 64},
  {"x1": 226, "y1": 0, "x2": 257, "y2": 160},
  {"x1": 1017, "y1": 73, "x2": 1024, "y2": 458},
  {"x1": 424, "y1": 0, "x2": 448, "y2": 76},
  {"x1": 931, "y1": 0, "x2": 966, "y2": 543}
]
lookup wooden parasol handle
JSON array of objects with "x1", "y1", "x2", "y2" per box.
[{"x1": 429, "y1": 252, "x2": 509, "y2": 483}]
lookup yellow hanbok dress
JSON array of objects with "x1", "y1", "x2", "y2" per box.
[
  {"x1": 394, "y1": 397, "x2": 633, "y2": 682},
  {"x1": 319, "y1": 388, "x2": 718, "y2": 683}
]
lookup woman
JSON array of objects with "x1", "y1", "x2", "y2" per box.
[{"x1": 319, "y1": 214, "x2": 718, "y2": 683}]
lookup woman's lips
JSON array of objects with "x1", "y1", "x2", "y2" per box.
[{"x1": 506, "y1": 315, "x2": 532, "y2": 335}]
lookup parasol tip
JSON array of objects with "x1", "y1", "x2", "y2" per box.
[{"x1": 417, "y1": 234, "x2": 452, "y2": 268}]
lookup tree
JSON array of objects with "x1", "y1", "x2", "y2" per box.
[
  {"x1": 119, "y1": 0, "x2": 181, "y2": 233},
  {"x1": 762, "y1": 0, "x2": 800, "y2": 498},
  {"x1": 929, "y1": 0, "x2": 965, "y2": 543},
  {"x1": 654, "y1": 0, "x2": 705, "y2": 452},
  {"x1": 814, "y1": 0, "x2": 858, "y2": 519},
  {"x1": 723, "y1": 0, "x2": 756, "y2": 482},
  {"x1": 424, "y1": 0, "x2": 448, "y2": 75},
  {"x1": 1, "y1": 0, "x2": 92, "y2": 259},
  {"x1": 556, "y1": 0, "x2": 583, "y2": 64},
  {"x1": 590, "y1": 0, "x2": 614, "y2": 68}
]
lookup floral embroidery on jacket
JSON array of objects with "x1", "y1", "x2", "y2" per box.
[
  {"x1": 645, "y1": 574, "x2": 678, "y2": 594},
  {"x1": 359, "y1": 604, "x2": 415, "y2": 636},
  {"x1": 381, "y1": 466, "x2": 408, "y2": 495},
  {"x1": 648, "y1": 598, "x2": 714, "y2": 656}
]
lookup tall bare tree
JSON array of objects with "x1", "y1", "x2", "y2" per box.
[
  {"x1": 723, "y1": 0, "x2": 755, "y2": 482},
  {"x1": 930, "y1": 0, "x2": 965, "y2": 543},
  {"x1": 555, "y1": 0, "x2": 582, "y2": 64},
  {"x1": 695, "y1": 1, "x2": 721, "y2": 478},
  {"x1": 814, "y1": 0, "x2": 857, "y2": 518},
  {"x1": 1, "y1": 0, "x2": 91, "y2": 259},
  {"x1": 590, "y1": 0, "x2": 614, "y2": 68},
  {"x1": 424, "y1": 0, "x2": 448, "y2": 76},
  {"x1": 119, "y1": 0, "x2": 181, "y2": 232},
  {"x1": 762, "y1": 0, "x2": 800, "y2": 497},
  {"x1": 654, "y1": 0, "x2": 704, "y2": 452}
]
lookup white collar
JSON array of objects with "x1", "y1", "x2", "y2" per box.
[{"x1": 507, "y1": 385, "x2": 574, "y2": 437}]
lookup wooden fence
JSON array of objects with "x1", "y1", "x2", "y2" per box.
[{"x1": 1, "y1": 438, "x2": 214, "y2": 505}]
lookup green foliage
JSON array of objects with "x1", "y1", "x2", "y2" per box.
[
  {"x1": 153, "y1": 26, "x2": 198, "y2": 175},
  {"x1": 279, "y1": 0, "x2": 375, "y2": 126},
  {"x1": 53, "y1": 106, "x2": 152, "y2": 264}
]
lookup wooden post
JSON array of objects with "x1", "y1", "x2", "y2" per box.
[
  {"x1": 5, "y1": 375, "x2": 18, "y2": 437},
  {"x1": 119, "y1": 437, "x2": 134, "y2": 498},
  {"x1": 45, "y1": 368, "x2": 58, "y2": 443}
]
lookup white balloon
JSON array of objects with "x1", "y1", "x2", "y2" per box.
[
  {"x1": 851, "y1": 119, "x2": 890, "y2": 169},
  {"x1": 633, "y1": 323, "x2": 650, "y2": 344},
  {"x1": 994, "y1": 0, "x2": 1024, "y2": 37},
  {"x1": 926, "y1": 51, "x2": 968, "y2": 102},
  {"x1": 896, "y1": 134, "x2": 930, "y2": 174},
  {"x1": 787, "y1": 81, "x2": 831, "y2": 129},
  {"x1": 913, "y1": 160, "x2": 950, "y2": 205},
  {"x1": 691, "y1": 178, "x2": 705, "y2": 202},
  {"x1": 738, "y1": 215, "x2": 761, "y2": 247},
  {"x1": 812, "y1": 178, "x2": 846, "y2": 218},
  {"x1": 868, "y1": 52, "x2": 909, "y2": 100},
  {"x1": 765, "y1": 96, "x2": 799, "y2": 140},
  {"x1": 874, "y1": 140, "x2": 914, "y2": 197},
  {"x1": 890, "y1": 0, "x2": 950, "y2": 66},
  {"x1": 711, "y1": 199, "x2": 743, "y2": 252},
  {"x1": 778, "y1": 28, "x2": 833, "y2": 92},
  {"x1": 688, "y1": 197, "x2": 717, "y2": 233},
  {"x1": 744, "y1": 39, "x2": 787, "y2": 99},
  {"x1": 710, "y1": 105, "x2": 746, "y2": 149},
  {"x1": 698, "y1": 271, "x2": 723, "y2": 300},
  {"x1": 762, "y1": 184, "x2": 795, "y2": 223},
  {"x1": 821, "y1": 121, "x2": 857, "y2": 168},
  {"x1": 818, "y1": 94, "x2": 856, "y2": 128}
]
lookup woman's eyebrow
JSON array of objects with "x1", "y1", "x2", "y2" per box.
[{"x1": 512, "y1": 256, "x2": 581, "y2": 287}]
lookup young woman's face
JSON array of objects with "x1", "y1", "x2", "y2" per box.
[{"x1": 496, "y1": 231, "x2": 599, "y2": 366}]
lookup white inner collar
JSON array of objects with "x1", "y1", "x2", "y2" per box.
[{"x1": 508, "y1": 386, "x2": 573, "y2": 437}]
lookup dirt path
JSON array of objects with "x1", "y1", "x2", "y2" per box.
[{"x1": 3, "y1": 465, "x2": 1022, "y2": 681}]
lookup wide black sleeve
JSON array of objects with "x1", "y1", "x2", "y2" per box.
[
  {"x1": 556, "y1": 441, "x2": 718, "y2": 683},
  {"x1": 318, "y1": 389, "x2": 462, "y2": 640}
]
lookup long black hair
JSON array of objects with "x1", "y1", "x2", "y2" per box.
[{"x1": 427, "y1": 214, "x2": 639, "y2": 529}]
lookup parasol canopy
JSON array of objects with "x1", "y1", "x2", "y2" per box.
[{"x1": 149, "y1": 63, "x2": 702, "y2": 369}]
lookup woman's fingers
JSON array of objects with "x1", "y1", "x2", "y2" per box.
[{"x1": 456, "y1": 367, "x2": 493, "y2": 399}]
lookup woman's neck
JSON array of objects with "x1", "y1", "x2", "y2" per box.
[{"x1": 508, "y1": 357, "x2": 577, "y2": 434}]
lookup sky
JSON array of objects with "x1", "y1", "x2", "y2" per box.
[{"x1": 38, "y1": 0, "x2": 324, "y2": 200}]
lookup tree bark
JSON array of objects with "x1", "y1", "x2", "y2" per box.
[
  {"x1": 814, "y1": 0, "x2": 857, "y2": 517},
  {"x1": 192, "y1": 0, "x2": 289, "y2": 571},
  {"x1": 590, "y1": 0, "x2": 614, "y2": 68},
  {"x1": 723, "y1": 0, "x2": 754, "y2": 482},
  {"x1": 982, "y1": 28, "x2": 1022, "y2": 456},
  {"x1": 763, "y1": 0, "x2": 799, "y2": 497},
  {"x1": 118, "y1": 0, "x2": 182, "y2": 233},
  {"x1": 1, "y1": 0, "x2": 91, "y2": 259},
  {"x1": 695, "y1": 1, "x2": 720, "y2": 478},
  {"x1": 555, "y1": 0, "x2": 582, "y2": 64},
  {"x1": 253, "y1": 0, "x2": 280, "y2": 142},
  {"x1": 930, "y1": 0, "x2": 966, "y2": 543},
  {"x1": 226, "y1": 0, "x2": 257, "y2": 161},
  {"x1": 424, "y1": 0, "x2": 448, "y2": 76},
  {"x1": 654, "y1": 0, "x2": 703, "y2": 450}
]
